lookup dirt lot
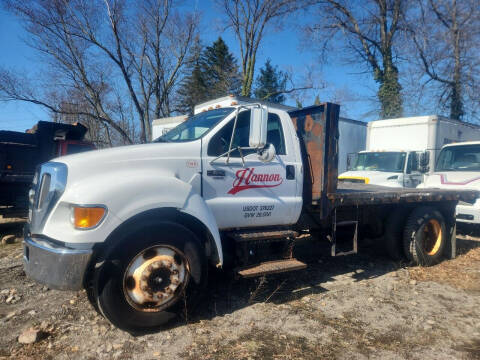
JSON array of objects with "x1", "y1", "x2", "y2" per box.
[{"x1": 0, "y1": 220, "x2": 479, "y2": 360}]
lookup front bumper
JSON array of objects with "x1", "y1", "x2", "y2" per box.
[
  {"x1": 23, "y1": 236, "x2": 93, "y2": 290},
  {"x1": 456, "y1": 202, "x2": 480, "y2": 224}
]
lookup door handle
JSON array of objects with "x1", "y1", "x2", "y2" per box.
[
  {"x1": 207, "y1": 170, "x2": 225, "y2": 177},
  {"x1": 286, "y1": 165, "x2": 295, "y2": 180}
]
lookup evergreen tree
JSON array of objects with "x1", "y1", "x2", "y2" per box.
[
  {"x1": 176, "y1": 37, "x2": 207, "y2": 115},
  {"x1": 254, "y1": 59, "x2": 287, "y2": 103},
  {"x1": 201, "y1": 37, "x2": 241, "y2": 99},
  {"x1": 314, "y1": 95, "x2": 321, "y2": 105}
]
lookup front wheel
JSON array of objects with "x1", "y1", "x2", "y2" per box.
[
  {"x1": 94, "y1": 222, "x2": 207, "y2": 333},
  {"x1": 403, "y1": 206, "x2": 446, "y2": 266}
]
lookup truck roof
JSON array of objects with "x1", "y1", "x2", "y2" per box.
[
  {"x1": 339, "y1": 117, "x2": 367, "y2": 126},
  {"x1": 359, "y1": 149, "x2": 409, "y2": 153},
  {"x1": 152, "y1": 115, "x2": 188, "y2": 126},
  {"x1": 368, "y1": 115, "x2": 480, "y2": 130},
  {"x1": 442, "y1": 140, "x2": 480, "y2": 148},
  {"x1": 194, "y1": 95, "x2": 295, "y2": 114}
]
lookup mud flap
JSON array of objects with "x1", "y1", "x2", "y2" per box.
[
  {"x1": 443, "y1": 202, "x2": 457, "y2": 260},
  {"x1": 444, "y1": 222, "x2": 456, "y2": 260}
]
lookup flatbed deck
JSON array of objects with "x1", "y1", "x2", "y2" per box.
[{"x1": 328, "y1": 183, "x2": 478, "y2": 207}]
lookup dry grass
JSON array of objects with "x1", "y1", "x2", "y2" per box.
[
  {"x1": 181, "y1": 327, "x2": 339, "y2": 360},
  {"x1": 409, "y1": 238, "x2": 480, "y2": 292},
  {"x1": 455, "y1": 338, "x2": 480, "y2": 360}
]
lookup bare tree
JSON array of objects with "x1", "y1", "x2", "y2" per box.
[
  {"x1": 405, "y1": 0, "x2": 480, "y2": 121},
  {"x1": 309, "y1": 0, "x2": 405, "y2": 118},
  {"x1": 217, "y1": 0, "x2": 311, "y2": 97},
  {"x1": 0, "y1": 0, "x2": 198, "y2": 144}
]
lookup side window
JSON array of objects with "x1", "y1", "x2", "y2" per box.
[
  {"x1": 207, "y1": 110, "x2": 287, "y2": 157},
  {"x1": 208, "y1": 110, "x2": 253, "y2": 157},
  {"x1": 406, "y1": 153, "x2": 418, "y2": 173},
  {"x1": 267, "y1": 113, "x2": 286, "y2": 155}
]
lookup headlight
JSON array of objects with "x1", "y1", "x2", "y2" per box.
[
  {"x1": 71, "y1": 206, "x2": 107, "y2": 229},
  {"x1": 29, "y1": 162, "x2": 68, "y2": 234},
  {"x1": 387, "y1": 175, "x2": 399, "y2": 180}
]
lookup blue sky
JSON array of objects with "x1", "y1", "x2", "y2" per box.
[{"x1": 0, "y1": 1, "x2": 376, "y2": 133}]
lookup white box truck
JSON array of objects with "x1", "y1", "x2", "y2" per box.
[{"x1": 339, "y1": 115, "x2": 480, "y2": 188}]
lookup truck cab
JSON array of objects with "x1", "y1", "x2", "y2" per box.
[
  {"x1": 419, "y1": 141, "x2": 480, "y2": 223},
  {"x1": 339, "y1": 150, "x2": 425, "y2": 188}
]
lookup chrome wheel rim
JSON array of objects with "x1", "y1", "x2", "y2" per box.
[{"x1": 123, "y1": 245, "x2": 189, "y2": 312}]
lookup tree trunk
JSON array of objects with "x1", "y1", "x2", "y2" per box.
[
  {"x1": 378, "y1": 55, "x2": 403, "y2": 118},
  {"x1": 450, "y1": 0, "x2": 463, "y2": 120}
]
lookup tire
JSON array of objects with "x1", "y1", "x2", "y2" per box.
[
  {"x1": 93, "y1": 221, "x2": 207, "y2": 333},
  {"x1": 384, "y1": 208, "x2": 407, "y2": 261},
  {"x1": 403, "y1": 206, "x2": 446, "y2": 266}
]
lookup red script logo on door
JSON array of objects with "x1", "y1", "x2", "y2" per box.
[{"x1": 228, "y1": 167, "x2": 283, "y2": 195}]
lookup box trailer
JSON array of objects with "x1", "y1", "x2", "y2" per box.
[
  {"x1": 338, "y1": 118, "x2": 366, "y2": 174},
  {"x1": 151, "y1": 115, "x2": 188, "y2": 141}
]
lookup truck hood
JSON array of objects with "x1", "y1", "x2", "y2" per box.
[
  {"x1": 53, "y1": 141, "x2": 201, "y2": 185},
  {"x1": 339, "y1": 170, "x2": 403, "y2": 187},
  {"x1": 420, "y1": 172, "x2": 480, "y2": 190}
]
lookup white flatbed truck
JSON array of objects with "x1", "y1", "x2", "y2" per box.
[{"x1": 23, "y1": 101, "x2": 476, "y2": 332}]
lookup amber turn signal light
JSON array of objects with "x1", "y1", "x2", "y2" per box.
[{"x1": 73, "y1": 206, "x2": 106, "y2": 229}]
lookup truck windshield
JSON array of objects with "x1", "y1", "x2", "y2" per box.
[
  {"x1": 155, "y1": 108, "x2": 234, "y2": 142},
  {"x1": 436, "y1": 144, "x2": 480, "y2": 171},
  {"x1": 353, "y1": 152, "x2": 406, "y2": 172}
]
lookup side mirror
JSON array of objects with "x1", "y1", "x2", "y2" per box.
[
  {"x1": 419, "y1": 151, "x2": 430, "y2": 173},
  {"x1": 347, "y1": 153, "x2": 357, "y2": 171},
  {"x1": 258, "y1": 143, "x2": 276, "y2": 162},
  {"x1": 249, "y1": 106, "x2": 268, "y2": 148}
]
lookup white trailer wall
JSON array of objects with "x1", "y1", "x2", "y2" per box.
[
  {"x1": 151, "y1": 115, "x2": 188, "y2": 141},
  {"x1": 338, "y1": 118, "x2": 367, "y2": 173},
  {"x1": 367, "y1": 116, "x2": 433, "y2": 152}
]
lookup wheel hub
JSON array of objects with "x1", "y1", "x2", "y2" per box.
[
  {"x1": 123, "y1": 246, "x2": 188, "y2": 312},
  {"x1": 422, "y1": 219, "x2": 442, "y2": 256}
]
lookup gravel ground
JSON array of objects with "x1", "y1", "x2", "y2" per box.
[{"x1": 0, "y1": 220, "x2": 479, "y2": 360}]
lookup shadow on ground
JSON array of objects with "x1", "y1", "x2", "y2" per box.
[{"x1": 186, "y1": 237, "x2": 403, "y2": 327}]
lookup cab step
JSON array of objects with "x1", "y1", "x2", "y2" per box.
[
  {"x1": 237, "y1": 258, "x2": 307, "y2": 278},
  {"x1": 230, "y1": 230, "x2": 298, "y2": 243}
]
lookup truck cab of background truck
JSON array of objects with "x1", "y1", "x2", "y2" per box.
[
  {"x1": 418, "y1": 141, "x2": 480, "y2": 224},
  {"x1": 338, "y1": 150, "x2": 427, "y2": 188}
]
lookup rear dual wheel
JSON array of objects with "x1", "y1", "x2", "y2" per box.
[
  {"x1": 93, "y1": 222, "x2": 207, "y2": 334},
  {"x1": 403, "y1": 206, "x2": 446, "y2": 266}
]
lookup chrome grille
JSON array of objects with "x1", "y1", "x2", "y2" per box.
[{"x1": 36, "y1": 173, "x2": 51, "y2": 209}]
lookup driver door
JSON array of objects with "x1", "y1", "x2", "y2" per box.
[{"x1": 202, "y1": 109, "x2": 299, "y2": 229}]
